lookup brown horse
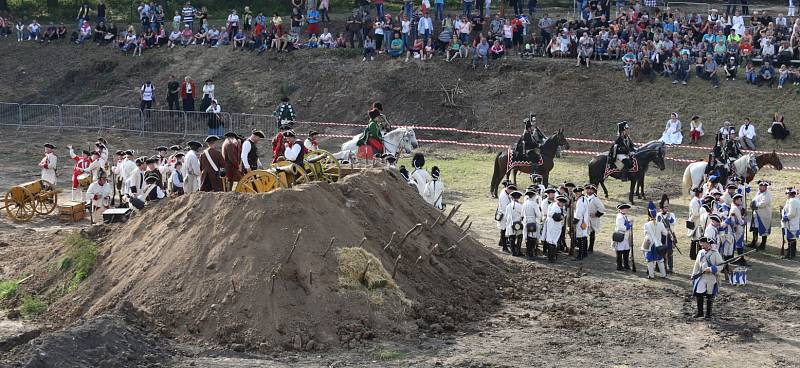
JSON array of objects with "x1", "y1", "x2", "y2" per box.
[
  {"x1": 490, "y1": 128, "x2": 570, "y2": 197},
  {"x1": 747, "y1": 150, "x2": 784, "y2": 182}
]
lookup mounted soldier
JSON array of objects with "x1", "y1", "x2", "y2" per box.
[
  {"x1": 514, "y1": 113, "x2": 545, "y2": 176},
  {"x1": 608, "y1": 121, "x2": 636, "y2": 182},
  {"x1": 705, "y1": 133, "x2": 727, "y2": 179}
]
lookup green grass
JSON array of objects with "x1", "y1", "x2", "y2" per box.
[
  {"x1": 19, "y1": 295, "x2": 47, "y2": 318},
  {"x1": 59, "y1": 232, "x2": 99, "y2": 292},
  {"x1": 0, "y1": 280, "x2": 19, "y2": 300},
  {"x1": 373, "y1": 346, "x2": 406, "y2": 361}
]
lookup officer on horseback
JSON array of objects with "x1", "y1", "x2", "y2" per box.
[
  {"x1": 515, "y1": 114, "x2": 545, "y2": 176},
  {"x1": 609, "y1": 121, "x2": 636, "y2": 182},
  {"x1": 705, "y1": 133, "x2": 727, "y2": 178}
]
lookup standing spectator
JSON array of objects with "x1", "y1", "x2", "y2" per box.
[
  {"x1": 689, "y1": 115, "x2": 704, "y2": 144},
  {"x1": 97, "y1": 0, "x2": 107, "y2": 24},
  {"x1": 205, "y1": 99, "x2": 223, "y2": 136},
  {"x1": 375, "y1": 0, "x2": 386, "y2": 21},
  {"x1": 433, "y1": 0, "x2": 444, "y2": 20},
  {"x1": 319, "y1": 0, "x2": 331, "y2": 22},
  {"x1": 290, "y1": 7, "x2": 303, "y2": 35},
  {"x1": 172, "y1": 10, "x2": 181, "y2": 30},
  {"x1": 140, "y1": 80, "x2": 155, "y2": 110},
  {"x1": 166, "y1": 76, "x2": 180, "y2": 111},
  {"x1": 181, "y1": 76, "x2": 196, "y2": 112},
  {"x1": 759, "y1": 61, "x2": 775, "y2": 87},
  {"x1": 738, "y1": 118, "x2": 757, "y2": 149},
  {"x1": 77, "y1": 1, "x2": 91, "y2": 29},
  {"x1": 200, "y1": 80, "x2": 215, "y2": 111},
  {"x1": 418, "y1": 13, "x2": 433, "y2": 46},
  {"x1": 243, "y1": 7, "x2": 253, "y2": 33},
  {"x1": 182, "y1": 1, "x2": 196, "y2": 30},
  {"x1": 346, "y1": 10, "x2": 362, "y2": 48},
  {"x1": 227, "y1": 10, "x2": 239, "y2": 43},
  {"x1": 528, "y1": 0, "x2": 537, "y2": 16},
  {"x1": 790, "y1": 0, "x2": 796, "y2": 16},
  {"x1": 769, "y1": 113, "x2": 790, "y2": 140},
  {"x1": 403, "y1": 0, "x2": 413, "y2": 19},
  {"x1": 307, "y1": 7, "x2": 320, "y2": 35},
  {"x1": 538, "y1": 14, "x2": 554, "y2": 45}
]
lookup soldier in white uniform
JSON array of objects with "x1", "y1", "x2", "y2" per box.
[
  {"x1": 717, "y1": 202, "x2": 733, "y2": 259},
  {"x1": 613, "y1": 203, "x2": 633, "y2": 271},
  {"x1": 540, "y1": 187, "x2": 556, "y2": 219},
  {"x1": 642, "y1": 201, "x2": 668, "y2": 279},
  {"x1": 410, "y1": 153, "x2": 432, "y2": 196},
  {"x1": 656, "y1": 195, "x2": 678, "y2": 273},
  {"x1": 692, "y1": 237, "x2": 724, "y2": 319},
  {"x1": 687, "y1": 187, "x2": 704, "y2": 260},
  {"x1": 495, "y1": 181, "x2": 513, "y2": 252},
  {"x1": 422, "y1": 166, "x2": 444, "y2": 210},
  {"x1": 119, "y1": 150, "x2": 138, "y2": 195},
  {"x1": 585, "y1": 184, "x2": 605, "y2": 255},
  {"x1": 126, "y1": 157, "x2": 147, "y2": 199},
  {"x1": 721, "y1": 183, "x2": 737, "y2": 206},
  {"x1": 729, "y1": 194, "x2": 747, "y2": 265},
  {"x1": 750, "y1": 180, "x2": 772, "y2": 250},
  {"x1": 543, "y1": 195, "x2": 567, "y2": 263},
  {"x1": 82, "y1": 151, "x2": 107, "y2": 181},
  {"x1": 522, "y1": 186, "x2": 542, "y2": 259},
  {"x1": 184, "y1": 141, "x2": 202, "y2": 193},
  {"x1": 85, "y1": 172, "x2": 112, "y2": 222},
  {"x1": 704, "y1": 214, "x2": 721, "y2": 251},
  {"x1": 504, "y1": 191, "x2": 525, "y2": 257},
  {"x1": 782, "y1": 187, "x2": 800, "y2": 259},
  {"x1": 573, "y1": 186, "x2": 590, "y2": 260},
  {"x1": 39, "y1": 143, "x2": 58, "y2": 185}
]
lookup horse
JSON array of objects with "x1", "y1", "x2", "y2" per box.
[
  {"x1": 489, "y1": 128, "x2": 570, "y2": 197},
  {"x1": 333, "y1": 127, "x2": 419, "y2": 162},
  {"x1": 587, "y1": 140, "x2": 666, "y2": 204},
  {"x1": 681, "y1": 151, "x2": 783, "y2": 193}
]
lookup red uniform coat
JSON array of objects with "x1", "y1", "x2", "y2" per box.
[
  {"x1": 221, "y1": 139, "x2": 243, "y2": 182},
  {"x1": 199, "y1": 147, "x2": 225, "y2": 192},
  {"x1": 72, "y1": 156, "x2": 92, "y2": 188}
]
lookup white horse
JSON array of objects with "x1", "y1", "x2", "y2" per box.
[
  {"x1": 682, "y1": 154, "x2": 758, "y2": 193},
  {"x1": 333, "y1": 127, "x2": 419, "y2": 162}
]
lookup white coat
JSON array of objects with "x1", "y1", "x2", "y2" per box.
[
  {"x1": 184, "y1": 150, "x2": 201, "y2": 193},
  {"x1": 783, "y1": 197, "x2": 800, "y2": 239},
  {"x1": 496, "y1": 189, "x2": 510, "y2": 230},
  {"x1": 692, "y1": 248, "x2": 724, "y2": 295},
  {"x1": 543, "y1": 203, "x2": 564, "y2": 245},
  {"x1": 83, "y1": 158, "x2": 107, "y2": 181},
  {"x1": 411, "y1": 169, "x2": 432, "y2": 195},
  {"x1": 574, "y1": 196, "x2": 591, "y2": 238},
  {"x1": 751, "y1": 190, "x2": 772, "y2": 236},
  {"x1": 729, "y1": 204, "x2": 745, "y2": 249},
  {"x1": 586, "y1": 194, "x2": 605, "y2": 232},
  {"x1": 127, "y1": 168, "x2": 145, "y2": 196},
  {"x1": 641, "y1": 220, "x2": 667, "y2": 257},
  {"x1": 504, "y1": 201, "x2": 524, "y2": 236},
  {"x1": 704, "y1": 224, "x2": 720, "y2": 251},
  {"x1": 85, "y1": 181, "x2": 112, "y2": 209},
  {"x1": 39, "y1": 152, "x2": 57, "y2": 185},
  {"x1": 523, "y1": 195, "x2": 541, "y2": 239},
  {"x1": 613, "y1": 213, "x2": 632, "y2": 251},
  {"x1": 422, "y1": 179, "x2": 444, "y2": 210},
  {"x1": 687, "y1": 196, "x2": 703, "y2": 239}
]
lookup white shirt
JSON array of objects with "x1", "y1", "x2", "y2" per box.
[
  {"x1": 642, "y1": 220, "x2": 667, "y2": 252},
  {"x1": 543, "y1": 203, "x2": 564, "y2": 244},
  {"x1": 227, "y1": 14, "x2": 240, "y2": 26},
  {"x1": 184, "y1": 150, "x2": 201, "y2": 176},
  {"x1": 613, "y1": 213, "x2": 632, "y2": 251},
  {"x1": 496, "y1": 190, "x2": 511, "y2": 229},
  {"x1": 40, "y1": 152, "x2": 58, "y2": 184},
  {"x1": 784, "y1": 197, "x2": 800, "y2": 231},
  {"x1": 738, "y1": 123, "x2": 756, "y2": 140},
  {"x1": 284, "y1": 142, "x2": 303, "y2": 162},
  {"x1": 84, "y1": 158, "x2": 107, "y2": 181},
  {"x1": 141, "y1": 83, "x2": 154, "y2": 101},
  {"x1": 411, "y1": 169, "x2": 432, "y2": 195},
  {"x1": 586, "y1": 194, "x2": 605, "y2": 232},
  {"x1": 240, "y1": 140, "x2": 261, "y2": 170},
  {"x1": 85, "y1": 181, "x2": 112, "y2": 208},
  {"x1": 574, "y1": 195, "x2": 591, "y2": 238},
  {"x1": 202, "y1": 84, "x2": 215, "y2": 98},
  {"x1": 423, "y1": 179, "x2": 444, "y2": 210},
  {"x1": 205, "y1": 104, "x2": 221, "y2": 113},
  {"x1": 504, "y1": 201, "x2": 524, "y2": 235}
]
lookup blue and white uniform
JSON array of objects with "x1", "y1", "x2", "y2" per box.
[
  {"x1": 692, "y1": 248, "x2": 724, "y2": 295},
  {"x1": 751, "y1": 189, "x2": 772, "y2": 236}
]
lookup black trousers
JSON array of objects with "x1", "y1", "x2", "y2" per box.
[
  {"x1": 616, "y1": 250, "x2": 630, "y2": 270},
  {"x1": 545, "y1": 241, "x2": 557, "y2": 262},
  {"x1": 576, "y1": 237, "x2": 588, "y2": 259},
  {"x1": 588, "y1": 231, "x2": 596, "y2": 252},
  {"x1": 140, "y1": 100, "x2": 153, "y2": 111},
  {"x1": 788, "y1": 239, "x2": 797, "y2": 258},
  {"x1": 167, "y1": 96, "x2": 180, "y2": 110},
  {"x1": 507, "y1": 234, "x2": 523, "y2": 256},
  {"x1": 690, "y1": 240, "x2": 699, "y2": 260},
  {"x1": 499, "y1": 230, "x2": 507, "y2": 249},
  {"x1": 526, "y1": 236, "x2": 538, "y2": 257},
  {"x1": 695, "y1": 293, "x2": 714, "y2": 317},
  {"x1": 183, "y1": 97, "x2": 194, "y2": 112}
]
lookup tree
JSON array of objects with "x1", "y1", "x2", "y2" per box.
[{"x1": 0, "y1": 0, "x2": 8, "y2": 12}]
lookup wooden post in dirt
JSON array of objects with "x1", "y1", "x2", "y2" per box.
[
  {"x1": 398, "y1": 223, "x2": 422, "y2": 248},
  {"x1": 322, "y1": 237, "x2": 336, "y2": 258},
  {"x1": 459, "y1": 215, "x2": 471, "y2": 229},
  {"x1": 286, "y1": 229, "x2": 302, "y2": 262},
  {"x1": 383, "y1": 231, "x2": 397, "y2": 251},
  {"x1": 391, "y1": 254, "x2": 402, "y2": 279}
]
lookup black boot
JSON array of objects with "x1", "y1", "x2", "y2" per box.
[
  {"x1": 759, "y1": 236, "x2": 767, "y2": 250},
  {"x1": 694, "y1": 294, "x2": 705, "y2": 318},
  {"x1": 588, "y1": 232, "x2": 595, "y2": 253},
  {"x1": 505, "y1": 236, "x2": 514, "y2": 254},
  {"x1": 748, "y1": 233, "x2": 758, "y2": 249},
  {"x1": 616, "y1": 251, "x2": 624, "y2": 270},
  {"x1": 526, "y1": 239, "x2": 535, "y2": 259},
  {"x1": 705, "y1": 296, "x2": 713, "y2": 319},
  {"x1": 513, "y1": 236, "x2": 523, "y2": 256},
  {"x1": 499, "y1": 230, "x2": 507, "y2": 251},
  {"x1": 790, "y1": 240, "x2": 797, "y2": 259}
]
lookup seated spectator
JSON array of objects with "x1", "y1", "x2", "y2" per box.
[
  {"x1": 437, "y1": 27, "x2": 453, "y2": 53},
  {"x1": 180, "y1": 25, "x2": 193, "y2": 46},
  {"x1": 42, "y1": 23, "x2": 57, "y2": 43},
  {"x1": 760, "y1": 36, "x2": 775, "y2": 63},
  {"x1": 744, "y1": 62, "x2": 757, "y2": 84},
  {"x1": 577, "y1": 32, "x2": 593, "y2": 67},
  {"x1": 723, "y1": 57, "x2": 738, "y2": 80},
  {"x1": 472, "y1": 36, "x2": 490, "y2": 68},
  {"x1": 778, "y1": 64, "x2": 789, "y2": 88},
  {"x1": 168, "y1": 28, "x2": 181, "y2": 48},
  {"x1": 607, "y1": 34, "x2": 621, "y2": 59},
  {"x1": 133, "y1": 35, "x2": 145, "y2": 56},
  {"x1": 689, "y1": 115, "x2": 704, "y2": 144},
  {"x1": 207, "y1": 27, "x2": 220, "y2": 47},
  {"x1": 672, "y1": 52, "x2": 690, "y2": 85},
  {"x1": 768, "y1": 113, "x2": 790, "y2": 140},
  {"x1": 193, "y1": 27, "x2": 207, "y2": 45},
  {"x1": 27, "y1": 20, "x2": 40, "y2": 41},
  {"x1": 76, "y1": 20, "x2": 92, "y2": 44},
  {"x1": 405, "y1": 37, "x2": 425, "y2": 62},
  {"x1": 93, "y1": 21, "x2": 107, "y2": 44},
  {"x1": 637, "y1": 58, "x2": 655, "y2": 83},
  {"x1": 759, "y1": 62, "x2": 775, "y2": 87},
  {"x1": 233, "y1": 30, "x2": 246, "y2": 49},
  {"x1": 388, "y1": 32, "x2": 405, "y2": 57},
  {"x1": 738, "y1": 118, "x2": 757, "y2": 149},
  {"x1": 446, "y1": 38, "x2": 463, "y2": 62},
  {"x1": 622, "y1": 49, "x2": 636, "y2": 80},
  {"x1": 320, "y1": 28, "x2": 334, "y2": 48},
  {"x1": 121, "y1": 30, "x2": 137, "y2": 52},
  {"x1": 335, "y1": 32, "x2": 347, "y2": 48},
  {"x1": 363, "y1": 34, "x2": 376, "y2": 61},
  {"x1": 155, "y1": 25, "x2": 167, "y2": 46},
  {"x1": 489, "y1": 39, "x2": 505, "y2": 59},
  {"x1": 56, "y1": 23, "x2": 67, "y2": 39},
  {"x1": 304, "y1": 34, "x2": 319, "y2": 48}
]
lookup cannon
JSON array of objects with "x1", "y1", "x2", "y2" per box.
[
  {"x1": 304, "y1": 150, "x2": 342, "y2": 183},
  {"x1": 3, "y1": 180, "x2": 59, "y2": 221}
]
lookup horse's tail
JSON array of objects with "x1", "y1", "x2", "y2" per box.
[
  {"x1": 682, "y1": 164, "x2": 693, "y2": 194},
  {"x1": 490, "y1": 151, "x2": 503, "y2": 198}
]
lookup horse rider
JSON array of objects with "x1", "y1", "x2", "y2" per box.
[
  {"x1": 372, "y1": 102, "x2": 392, "y2": 134},
  {"x1": 356, "y1": 109, "x2": 384, "y2": 158},
  {"x1": 724, "y1": 128, "x2": 743, "y2": 171},
  {"x1": 608, "y1": 121, "x2": 636, "y2": 182},
  {"x1": 515, "y1": 115, "x2": 544, "y2": 176},
  {"x1": 705, "y1": 133, "x2": 726, "y2": 179}
]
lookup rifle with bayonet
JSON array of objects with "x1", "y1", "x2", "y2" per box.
[{"x1": 690, "y1": 249, "x2": 757, "y2": 280}]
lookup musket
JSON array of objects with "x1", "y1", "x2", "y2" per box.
[
  {"x1": 628, "y1": 218, "x2": 637, "y2": 272},
  {"x1": 690, "y1": 249, "x2": 757, "y2": 280},
  {"x1": 669, "y1": 228, "x2": 683, "y2": 255},
  {"x1": 780, "y1": 206, "x2": 786, "y2": 256}
]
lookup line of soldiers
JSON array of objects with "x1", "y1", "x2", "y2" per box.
[
  {"x1": 495, "y1": 176, "x2": 605, "y2": 263},
  {"x1": 398, "y1": 153, "x2": 445, "y2": 210}
]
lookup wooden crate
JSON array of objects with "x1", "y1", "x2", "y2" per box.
[{"x1": 58, "y1": 201, "x2": 85, "y2": 222}]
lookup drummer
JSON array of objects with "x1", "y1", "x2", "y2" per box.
[
  {"x1": 82, "y1": 151, "x2": 107, "y2": 181},
  {"x1": 68, "y1": 145, "x2": 92, "y2": 201}
]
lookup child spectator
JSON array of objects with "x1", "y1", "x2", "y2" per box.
[
  {"x1": 180, "y1": 24, "x2": 193, "y2": 46},
  {"x1": 446, "y1": 38, "x2": 463, "y2": 62},
  {"x1": 778, "y1": 64, "x2": 789, "y2": 88},
  {"x1": 363, "y1": 34, "x2": 376, "y2": 61},
  {"x1": 168, "y1": 28, "x2": 181, "y2": 48},
  {"x1": 490, "y1": 39, "x2": 505, "y2": 59},
  {"x1": 744, "y1": 62, "x2": 757, "y2": 84},
  {"x1": 320, "y1": 28, "x2": 334, "y2": 48},
  {"x1": 335, "y1": 32, "x2": 347, "y2": 48},
  {"x1": 689, "y1": 115, "x2": 704, "y2": 144}
]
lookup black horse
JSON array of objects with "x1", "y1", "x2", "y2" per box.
[
  {"x1": 490, "y1": 128, "x2": 570, "y2": 198},
  {"x1": 587, "y1": 140, "x2": 666, "y2": 204}
]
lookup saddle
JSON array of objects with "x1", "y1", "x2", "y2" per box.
[
  {"x1": 508, "y1": 149, "x2": 543, "y2": 172},
  {"x1": 604, "y1": 157, "x2": 639, "y2": 178}
]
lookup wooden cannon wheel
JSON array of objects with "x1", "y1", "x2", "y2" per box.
[
  {"x1": 304, "y1": 150, "x2": 341, "y2": 183},
  {"x1": 235, "y1": 170, "x2": 284, "y2": 193},
  {"x1": 270, "y1": 161, "x2": 310, "y2": 188},
  {"x1": 33, "y1": 180, "x2": 58, "y2": 215},
  {"x1": 3, "y1": 185, "x2": 36, "y2": 221}
]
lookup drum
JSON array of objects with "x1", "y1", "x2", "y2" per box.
[
  {"x1": 77, "y1": 173, "x2": 92, "y2": 188},
  {"x1": 728, "y1": 266, "x2": 748, "y2": 286}
]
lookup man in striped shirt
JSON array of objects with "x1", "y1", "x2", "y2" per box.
[{"x1": 182, "y1": 2, "x2": 196, "y2": 30}]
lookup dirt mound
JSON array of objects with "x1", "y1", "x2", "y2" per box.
[
  {"x1": 3, "y1": 314, "x2": 174, "y2": 368},
  {"x1": 46, "y1": 169, "x2": 507, "y2": 350}
]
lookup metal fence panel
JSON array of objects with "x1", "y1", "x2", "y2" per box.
[
  {"x1": 20, "y1": 104, "x2": 61, "y2": 128},
  {"x1": 100, "y1": 106, "x2": 142, "y2": 133},
  {"x1": 60, "y1": 105, "x2": 101, "y2": 130},
  {"x1": 143, "y1": 109, "x2": 185, "y2": 136},
  {"x1": 0, "y1": 102, "x2": 21, "y2": 127},
  {"x1": 185, "y1": 111, "x2": 231, "y2": 138},
  {"x1": 227, "y1": 113, "x2": 273, "y2": 137}
]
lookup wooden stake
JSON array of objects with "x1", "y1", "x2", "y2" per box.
[
  {"x1": 458, "y1": 215, "x2": 471, "y2": 229},
  {"x1": 359, "y1": 261, "x2": 372, "y2": 285},
  {"x1": 309, "y1": 271, "x2": 313, "y2": 285},
  {"x1": 322, "y1": 237, "x2": 336, "y2": 258},
  {"x1": 456, "y1": 234, "x2": 469, "y2": 244},
  {"x1": 270, "y1": 274, "x2": 277, "y2": 295},
  {"x1": 286, "y1": 229, "x2": 302, "y2": 262},
  {"x1": 17, "y1": 274, "x2": 33, "y2": 285},
  {"x1": 357, "y1": 237, "x2": 367, "y2": 248},
  {"x1": 437, "y1": 204, "x2": 461, "y2": 226},
  {"x1": 397, "y1": 223, "x2": 422, "y2": 248},
  {"x1": 428, "y1": 243, "x2": 439, "y2": 257},
  {"x1": 391, "y1": 254, "x2": 402, "y2": 279},
  {"x1": 429, "y1": 213, "x2": 444, "y2": 229},
  {"x1": 414, "y1": 255, "x2": 423, "y2": 265},
  {"x1": 383, "y1": 231, "x2": 397, "y2": 251},
  {"x1": 461, "y1": 221, "x2": 472, "y2": 235},
  {"x1": 443, "y1": 244, "x2": 459, "y2": 255}
]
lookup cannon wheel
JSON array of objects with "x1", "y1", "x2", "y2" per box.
[
  {"x1": 33, "y1": 180, "x2": 58, "y2": 215},
  {"x1": 305, "y1": 150, "x2": 341, "y2": 183},
  {"x1": 271, "y1": 161, "x2": 310, "y2": 188},
  {"x1": 235, "y1": 170, "x2": 283, "y2": 193},
  {"x1": 4, "y1": 186, "x2": 36, "y2": 221}
]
